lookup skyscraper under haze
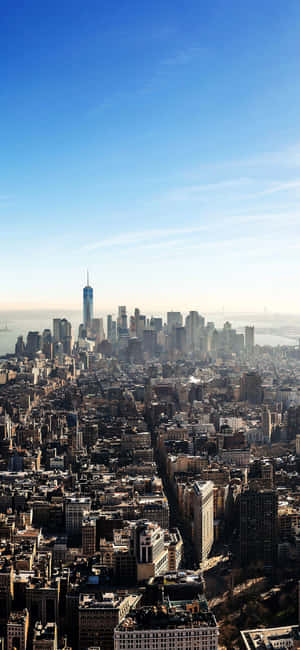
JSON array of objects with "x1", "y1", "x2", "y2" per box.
[
  {"x1": 240, "y1": 486, "x2": 278, "y2": 570},
  {"x1": 83, "y1": 272, "x2": 93, "y2": 329},
  {"x1": 245, "y1": 326, "x2": 255, "y2": 354}
]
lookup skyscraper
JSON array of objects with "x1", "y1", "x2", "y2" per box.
[
  {"x1": 167, "y1": 311, "x2": 183, "y2": 334},
  {"x1": 107, "y1": 314, "x2": 113, "y2": 341},
  {"x1": 245, "y1": 326, "x2": 255, "y2": 354},
  {"x1": 240, "y1": 487, "x2": 278, "y2": 569},
  {"x1": 52, "y1": 319, "x2": 72, "y2": 355},
  {"x1": 83, "y1": 272, "x2": 93, "y2": 329},
  {"x1": 193, "y1": 481, "x2": 214, "y2": 564},
  {"x1": 118, "y1": 306, "x2": 128, "y2": 330}
]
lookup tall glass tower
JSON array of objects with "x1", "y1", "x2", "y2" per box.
[{"x1": 83, "y1": 271, "x2": 93, "y2": 329}]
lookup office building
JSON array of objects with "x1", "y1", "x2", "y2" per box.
[
  {"x1": 82, "y1": 519, "x2": 96, "y2": 556},
  {"x1": 79, "y1": 593, "x2": 140, "y2": 650},
  {"x1": 25, "y1": 579, "x2": 60, "y2": 626},
  {"x1": 245, "y1": 326, "x2": 255, "y2": 354},
  {"x1": 42, "y1": 329, "x2": 52, "y2": 359},
  {"x1": 0, "y1": 565, "x2": 14, "y2": 624},
  {"x1": 33, "y1": 622, "x2": 57, "y2": 650},
  {"x1": 52, "y1": 319, "x2": 72, "y2": 355},
  {"x1": 175, "y1": 326, "x2": 186, "y2": 353},
  {"x1": 7, "y1": 610, "x2": 29, "y2": 650},
  {"x1": 133, "y1": 521, "x2": 169, "y2": 582},
  {"x1": 107, "y1": 315, "x2": 117, "y2": 344},
  {"x1": 167, "y1": 312, "x2": 183, "y2": 335},
  {"x1": 240, "y1": 372, "x2": 263, "y2": 404},
  {"x1": 262, "y1": 406, "x2": 272, "y2": 441},
  {"x1": 241, "y1": 625, "x2": 300, "y2": 650},
  {"x1": 26, "y1": 332, "x2": 42, "y2": 358},
  {"x1": 240, "y1": 487, "x2": 278, "y2": 569},
  {"x1": 52, "y1": 319, "x2": 61, "y2": 344},
  {"x1": 185, "y1": 311, "x2": 205, "y2": 352},
  {"x1": 65, "y1": 497, "x2": 91, "y2": 535},
  {"x1": 15, "y1": 336, "x2": 25, "y2": 357},
  {"x1": 115, "y1": 597, "x2": 218, "y2": 650},
  {"x1": 286, "y1": 405, "x2": 300, "y2": 441},
  {"x1": 193, "y1": 481, "x2": 214, "y2": 564},
  {"x1": 83, "y1": 272, "x2": 94, "y2": 329},
  {"x1": 143, "y1": 329, "x2": 157, "y2": 357},
  {"x1": 118, "y1": 306, "x2": 128, "y2": 331}
]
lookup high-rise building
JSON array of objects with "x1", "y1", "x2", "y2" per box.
[
  {"x1": 107, "y1": 314, "x2": 113, "y2": 341},
  {"x1": 175, "y1": 326, "x2": 186, "y2": 353},
  {"x1": 42, "y1": 329, "x2": 52, "y2": 359},
  {"x1": 167, "y1": 311, "x2": 183, "y2": 334},
  {"x1": 240, "y1": 372, "x2": 263, "y2": 404},
  {"x1": 33, "y1": 622, "x2": 57, "y2": 650},
  {"x1": 245, "y1": 326, "x2": 255, "y2": 354},
  {"x1": 240, "y1": 487, "x2": 278, "y2": 569},
  {"x1": 143, "y1": 329, "x2": 157, "y2": 357},
  {"x1": 7, "y1": 610, "x2": 29, "y2": 650},
  {"x1": 52, "y1": 319, "x2": 61, "y2": 344},
  {"x1": 0, "y1": 565, "x2": 14, "y2": 625},
  {"x1": 132, "y1": 521, "x2": 169, "y2": 582},
  {"x1": 83, "y1": 272, "x2": 93, "y2": 329},
  {"x1": 82, "y1": 519, "x2": 96, "y2": 556},
  {"x1": 79, "y1": 593, "x2": 140, "y2": 650},
  {"x1": 118, "y1": 306, "x2": 128, "y2": 331},
  {"x1": 150, "y1": 317, "x2": 163, "y2": 333},
  {"x1": 111, "y1": 320, "x2": 117, "y2": 344},
  {"x1": 25, "y1": 579, "x2": 60, "y2": 626},
  {"x1": 286, "y1": 405, "x2": 300, "y2": 441},
  {"x1": 52, "y1": 319, "x2": 72, "y2": 356},
  {"x1": 193, "y1": 481, "x2": 214, "y2": 564},
  {"x1": 115, "y1": 597, "x2": 218, "y2": 650},
  {"x1": 185, "y1": 311, "x2": 205, "y2": 353},
  {"x1": 26, "y1": 332, "x2": 42, "y2": 358},
  {"x1": 262, "y1": 406, "x2": 272, "y2": 441},
  {"x1": 65, "y1": 497, "x2": 91, "y2": 535},
  {"x1": 15, "y1": 336, "x2": 25, "y2": 357}
]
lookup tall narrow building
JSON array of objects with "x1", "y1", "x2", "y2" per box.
[
  {"x1": 245, "y1": 326, "x2": 255, "y2": 354},
  {"x1": 83, "y1": 271, "x2": 93, "y2": 329},
  {"x1": 193, "y1": 481, "x2": 214, "y2": 564},
  {"x1": 240, "y1": 486, "x2": 278, "y2": 570}
]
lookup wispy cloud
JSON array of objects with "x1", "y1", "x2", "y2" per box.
[
  {"x1": 161, "y1": 46, "x2": 205, "y2": 66},
  {"x1": 141, "y1": 236, "x2": 300, "y2": 265},
  {"x1": 253, "y1": 179, "x2": 300, "y2": 197},
  {"x1": 165, "y1": 178, "x2": 251, "y2": 201},
  {"x1": 87, "y1": 42, "x2": 206, "y2": 116},
  {"x1": 81, "y1": 208, "x2": 300, "y2": 254},
  {"x1": 83, "y1": 224, "x2": 209, "y2": 251}
]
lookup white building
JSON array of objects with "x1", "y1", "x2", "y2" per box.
[
  {"x1": 134, "y1": 521, "x2": 169, "y2": 582},
  {"x1": 193, "y1": 481, "x2": 214, "y2": 564},
  {"x1": 114, "y1": 598, "x2": 218, "y2": 650},
  {"x1": 241, "y1": 625, "x2": 300, "y2": 650}
]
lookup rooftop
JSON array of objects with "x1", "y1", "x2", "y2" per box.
[
  {"x1": 116, "y1": 599, "x2": 217, "y2": 632},
  {"x1": 241, "y1": 626, "x2": 300, "y2": 650}
]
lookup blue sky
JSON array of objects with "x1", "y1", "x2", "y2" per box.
[{"x1": 1, "y1": 0, "x2": 300, "y2": 313}]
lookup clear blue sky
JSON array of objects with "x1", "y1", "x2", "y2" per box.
[{"x1": 2, "y1": 0, "x2": 300, "y2": 313}]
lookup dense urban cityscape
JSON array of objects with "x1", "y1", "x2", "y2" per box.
[{"x1": 0, "y1": 278, "x2": 299, "y2": 649}]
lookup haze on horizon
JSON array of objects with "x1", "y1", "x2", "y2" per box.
[{"x1": 1, "y1": 1, "x2": 300, "y2": 313}]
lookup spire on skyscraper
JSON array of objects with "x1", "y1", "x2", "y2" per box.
[{"x1": 83, "y1": 272, "x2": 93, "y2": 328}]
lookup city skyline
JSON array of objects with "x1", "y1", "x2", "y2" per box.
[
  {"x1": 1, "y1": 1, "x2": 300, "y2": 311},
  {"x1": 1, "y1": 3, "x2": 300, "y2": 648}
]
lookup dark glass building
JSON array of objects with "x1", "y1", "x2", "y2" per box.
[{"x1": 83, "y1": 273, "x2": 93, "y2": 329}]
